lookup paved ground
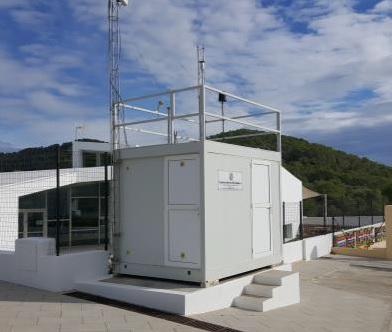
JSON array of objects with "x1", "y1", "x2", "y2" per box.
[
  {"x1": 1, "y1": 255, "x2": 392, "y2": 332},
  {"x1": 193, "y1": 255, "x2": 392, "y2": 332},
  {"x1": 0, "y1": 284, "x2": 202, "y2": 332}
]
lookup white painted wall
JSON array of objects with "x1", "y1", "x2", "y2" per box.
[
  {"x1": 282, "y1": 233, "x2": 333, "y2": 263},
  {"x1": 302, "y1": 234, "x2": 333, "y2": 260},
  {"x1": 282, "y1": 240, "x2": 303, "y2": 263},
  {"x1": 72, "y1": 141, "x2": 110, "y2": 167},
  {"x1": 204, "y1": 141, "x2": 283, "y2": 283},
  {"x1": 281, "y1": 168, "x2": 302, "y2": 203},
  {"x1": 0, "y1": 238, "x2": 109, "y2": 292}
]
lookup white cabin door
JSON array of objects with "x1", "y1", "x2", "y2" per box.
[{"x1": 251, "y1": 161, "x2": 272, "y2": 257}]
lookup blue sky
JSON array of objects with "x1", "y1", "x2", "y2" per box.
[{"x1": 0, "y1": 0, "x2": 392, "y2": 166}]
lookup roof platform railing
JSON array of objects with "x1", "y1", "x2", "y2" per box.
[{"x1": 112, "y1": 84, "x2": 281, "y2": 152}]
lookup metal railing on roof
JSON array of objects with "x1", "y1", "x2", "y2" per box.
[{"x1": 112, "y1": 84, "x2": 282, "y2": 152}]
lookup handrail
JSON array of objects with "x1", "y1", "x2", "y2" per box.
[
  {"x1": 112, "y1": 84, "x2": 281, "y2": 149},
  {"x1": 120, "y1": 85, "x2": 200, "y2": 103},
  {"x1": 205, "y1": 85, "x2": 281, "y2": 113}
]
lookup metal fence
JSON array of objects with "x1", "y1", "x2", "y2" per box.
[
  {"x1": 282, "y1": 202, "x2": 303, "y2": 243},
  {"x1": 112, "y1": 84, "x2": 282, "y2": 151},
  {"x1": 283, "y1": 201, "x2": 385, "y2": 243},
  {"x1": 0, "y1": 145, "x2": 111, "y2": 255}
]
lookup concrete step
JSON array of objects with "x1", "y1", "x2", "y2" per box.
[
  {"x1": 244, "y1": 283, "x2": 277, "y2": 297},
  {"x1": 233, "y1": 294, "x2": 269, "y2": 312},
  {"x1": 254, "y1": 270, "x2": 294, "y2": 286},
  {"x1": 233, "y1": 268, "x2": 300, "y2": 312}
]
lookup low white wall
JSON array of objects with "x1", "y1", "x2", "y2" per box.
[
  {"x1": 303, "y1": 234, "x2": 333, "y2": 260},
  {"x1": 0, "y1": 238, "x2": 109, "y2": 292},
  {"x1": 283, "y1": 241, "x2": 303, "y2": 263},
  {"x1": 283, "y1": 233, "x2": 333, "y2": 263},
  {"x1": 0, "y1": 251, "x2": 16, "y2": 282}
]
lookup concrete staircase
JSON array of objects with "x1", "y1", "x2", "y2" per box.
[{"x1": 233, "y1": 269, "x2": 300, "y2": 312}]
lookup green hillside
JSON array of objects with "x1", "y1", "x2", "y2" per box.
[
  {"x1": 0, "y1": 143, "x2": 71, "y2": 172},
  {"x1": 1, "y1": 133, "x2": 391, "y2": 216},
  {"x1": 211, "y1": 129, "x2": 392, "y2": 216},
  {"x1": 0, "y1": 139, "x2": 107, "y2": 172}
]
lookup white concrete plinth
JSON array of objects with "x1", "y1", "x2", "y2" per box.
[
  {"x1": 75, "y1": 264, "x2": 299, "y2": 316},
  {"x1": 76, "y1": 274, "x2": 255, "y2": 315}
]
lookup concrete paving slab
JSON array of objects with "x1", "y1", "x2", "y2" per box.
[
  {"x1": 192, "y1": 255, "x2": 392, "y2": 332},
  {"x1": 0, "y1": 280, "x2": 204, "y2": 332},
  {"x1": 1, "y1": 254, "x2": 392, "y2": 332}
]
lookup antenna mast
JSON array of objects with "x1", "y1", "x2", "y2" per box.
[
  {"x1": 197, "y1": 45, "x2": 205, "y2": 85},
  {"x1": 197, "y1": 45, "x2": 206, "y2": 140},
  {"x1": 109, "y1": 0, "x2": 128, "y2": 151},
  {"x1": 108, "y1": 0, "x2": 128, "y2": 268}
]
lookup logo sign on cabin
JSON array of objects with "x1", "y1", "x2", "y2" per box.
[{"x1": 218, "y1": 170, "x2": 243, "y2": 190}]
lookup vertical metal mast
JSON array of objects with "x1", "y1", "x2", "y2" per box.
[
  {"x1": 197, "y1": 45, "x2": 206, "y2": 140},
  {"x1": 109, "y1": 0, "x2": 128, "y2": 151},
  {"x1": 197, "y1": 45, "x2": 205, "y2": 86},
  {"x1": 108, "y1": 0, "x2": 128, "y2": 268}
]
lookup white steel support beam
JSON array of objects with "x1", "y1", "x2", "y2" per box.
[
  {"x1": 199, "y1": 85, "x2": 206, "y2": 141},
  {"x1": 277, "y1": 112, "x2": 281, "y2": 153}
]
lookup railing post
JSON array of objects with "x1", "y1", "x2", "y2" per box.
[
  {"x1": 323, "y1": 194, "x2": 327, "y2": 228},
  {"x1": 383, "y1": 198, "x2": 386, "y2": 223},
  {"x1": 199, "y1": 85, "x2": 206, "y2": 141},
  {"x1": 332, "y1": 216, "x2": 335, "y2": 234},
  {"x1": 342, "y1": 204, "x2": 345, "y2": 229},
  {"x1": 168, "y1": 93, "x2": 175, "y2": 144},
  {"x1": 371, "y1": 198, "x2": 374, "y2": 225},
  {"x1": 332, "y1": 216, "x2": 335, "y2": 245},
  {"x1": 276, "y1": 112, "x2": 281, "y2": 153},
  {"x1": 104, "y1": 152, "x2": 109, "y2": 251},
  {"x1": 282, "y1": 202, "x2": 286, "y2": 244},
  {"x1": 358, "y1": 201, "x2": 361, "y2": 228},
  {"x1": 56, "y1": 145, "x2": 61, "y2": 256},
  {"x1": 299, "y1": 201, "x2": 304, "y2": 240}
]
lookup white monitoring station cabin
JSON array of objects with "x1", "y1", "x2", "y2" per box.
[{"x1": 112, "y1": 81, "x2": 283, "y2": 286}]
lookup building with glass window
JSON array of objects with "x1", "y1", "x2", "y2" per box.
[
  {"x1": 0, "y1": 141, "x2": 111, "y2": 252},
  {"x1": 18, "y1": 180, "x2": 107, "y2": 248}
]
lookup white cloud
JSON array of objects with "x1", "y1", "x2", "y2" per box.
[
  {"x1": 10, "y1": 8, "x2": 51, "y2": 27},
  {"x1": 1, "y1": 0, "x2": 392, "y2": 164},
  {"x1": 373, "y1": 0, "x2": 392, "y2": 14},
  {"x1": 66, "y1": 1, "x2": 392, "y2": 164},
  {"x1": 0, "y1": 0, "x2": 26, "y2": 9}
]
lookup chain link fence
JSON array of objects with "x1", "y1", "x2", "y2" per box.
[
  {"x1": 0, "y1": 145, "x2": 111, "y2": 255},
  {"x1": 283, "y1": 199, "x2": 386, "y2": 243}
]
